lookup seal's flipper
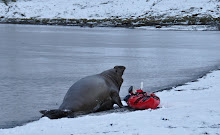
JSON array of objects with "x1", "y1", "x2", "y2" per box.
[
  {"x1": 96, "y1": 100, "x2": 114, "y2": 112},
  {"x1": 111, "y1": 92, "x2": 123, "y2": 108},
  {"x1": 40, "y1": 109, "x2": 71, "y2": 119}
]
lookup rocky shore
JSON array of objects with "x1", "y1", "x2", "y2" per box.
[{"x1": 0, "y1": 16, "x2": 219, "y2": 30}]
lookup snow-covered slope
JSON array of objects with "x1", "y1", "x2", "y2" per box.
[
  {"x1": 1, "y1": 69, "x2": 220, "y2": 135},
  {"x1": 0, "y1": 0, "x2": 219, "y2": 19}
]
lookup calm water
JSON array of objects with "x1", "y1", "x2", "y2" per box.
[{"x1": 0, "y1": 24, "x2": 220, "y2": 128}]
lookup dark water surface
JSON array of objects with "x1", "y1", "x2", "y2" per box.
[{"x1": 0, "y1": 24, "x2": 220, "y2": 128}]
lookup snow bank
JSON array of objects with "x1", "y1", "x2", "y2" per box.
[
  {"x1": 1, "y1": 69, "x2": 220, "y2": 135},
  {"x1": 0, "y1": 0, "x2": 219, "y2": 19}
]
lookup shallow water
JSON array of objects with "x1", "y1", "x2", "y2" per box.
[{"x1": 0, "y1": 24, "x2": 220, "y2": 128}]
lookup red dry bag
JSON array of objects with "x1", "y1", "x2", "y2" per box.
[{"x1": 125, "y1": 89, "x2": 160, "y2": 110}]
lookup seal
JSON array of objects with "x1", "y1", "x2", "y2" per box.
[{"x1": 40, "y1": 66, "x2": 126, "y2": 119}]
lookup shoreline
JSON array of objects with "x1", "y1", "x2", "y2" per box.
[
  {"x1": 0, "y1": 17, "x2": 220, "y2": 30},
  {"x1": 154, "y1": 68, "x2": 220, "y2": 93}
]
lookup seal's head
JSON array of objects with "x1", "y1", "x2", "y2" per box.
[
  {"x1": 114, "y1": 66, "x2": 126, "y2": 77},
  {"x1": 114, "y1": 66, "x2": 126, "y2": 89},
  {"x1": 101, "y1": 66, "x2": 126, "y2": 90}
]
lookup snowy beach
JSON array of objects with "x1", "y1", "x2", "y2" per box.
[{"x1": 1, "y1": 69, "x2": 220, "y2": 135}]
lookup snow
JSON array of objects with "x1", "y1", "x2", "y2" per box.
[
  {"x1": 1, "y1": 69, "x2": 220, "y2": 135},
  {"x1": 0, "y1": 0, "x2": 219, "y2": 19}
]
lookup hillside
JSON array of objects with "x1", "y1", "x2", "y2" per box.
[{"x1": 0, "y1": 0, "x2": 220, "y2": 28}]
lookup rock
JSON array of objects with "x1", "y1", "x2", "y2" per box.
[{"x1": 155, "y1": 25, "x2": 162, "y2": 28}]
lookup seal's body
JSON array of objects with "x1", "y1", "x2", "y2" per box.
[{"x1": 40, "y1": 66, "x2": 126, "y2": 119}]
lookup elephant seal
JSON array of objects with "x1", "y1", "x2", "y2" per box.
[{"x1": 40, "y1": 66, "x2": 126, "y2": 119}]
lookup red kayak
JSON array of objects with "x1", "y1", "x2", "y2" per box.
[{"x1": 124, "y1": 88, "x2": 160, "y2": 110}]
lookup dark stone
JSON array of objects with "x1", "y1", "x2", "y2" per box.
[
  {"x1": 155, "y1": 25, "x2": 162, "y2": 28},
  {"x1": 175, "y1": 89, "x2": 185, "y2": 91},
  {"x1": 192, "y1": 14, "x2": 199, "y2": 17},
  {"x1": 162, "y1": 118, "x2": 169, "y2": 121},
  {"x1": 21, "y1": 14, "x2": 25, "y2": 17}
]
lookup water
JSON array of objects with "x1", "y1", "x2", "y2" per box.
[{"x1": 0, "y1": 24, "x2": 220, "y2": 129}]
